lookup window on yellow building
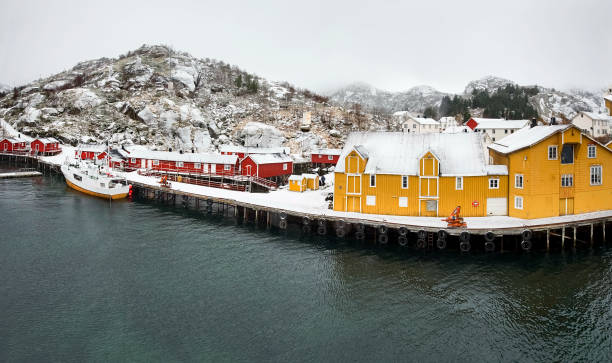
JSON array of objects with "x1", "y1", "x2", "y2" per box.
[
  {"x1": 426, "y1": 200, "x2": 437, "y2": 211},
  {"x1": 399, "y1": 197, "x2": 408, "y2": 207},
  {"x1": 590, "y1": 165, "x2": 602, "y2": 185},
  {"x1": 515, "y1": 174, "x2": 523, "y2": 189},
  {"x1": 489, "y1": 178, "x2": 499, "y2": 189},
  {"x1": 548, "y1": 146, "x2": 558, "y2": 160},
  {"x1": 370, "y1": 174, "x2": 376, "y2": 187},
  {"x1": 514, "y1": 196, "x2": 523, "y2": 210},
  {"x1": 561, "y1": 145, "x2": 574, "y2": 164},
  {"x1": 366, "y1": 195, "x2": 376, "y2": 206},
  {"x1": 455, "y1": 176, "x2": 463, "y2": 190},
  {"x1": 561, "y1": 174, "x2": 573, "y2": 187},
  {"x1": 401, "y1": 175, "x2": 408, "y2": 189},
  {"x1": 588, "y1": 145, "x2": 596, "y2": 158}
]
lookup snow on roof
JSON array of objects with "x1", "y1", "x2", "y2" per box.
[
  {"x1": 605, "y1": 95, "x2": 612, "y2": 102},
  {"x1": 353, "y1": 145, "x2": 370, "y2": 159},
  {"x1": 442, "y1": 125, "x2": 472, "y2": 134},
  {"x1": 581, "y1": 112, "x2": 612, "y2": 122},
  {"x1": 485, "y1": 165, "x2": 508, "y2": 175},
  {"x1": 79, "y1": 144, "x2": 107, "y2": 152},
  {"x1": 126, "y1": 149, "x2": 238, "y2": 164},
  {"x1": 288, "y1": 175, "x2": 305, "y2": 181},
  {"x1": 247, "y1": 153, "x2": 293, "y2": 164},
  {"x1": 312, "y1": 148, "x2": 342, "y2": 156},
  {"x1": 472, "y1": 118, "x2": 529, "y2": 129},
  {"x1": 336, "y1": 132, "x2": 495, "y2": 176},
  {"x1": 409, "y1": 116, "x2": 439, "y2": 125},
  {"x1": 488, "y1": 125, "x2": 569, "y2": 154},
  {"x1": 219, "y1": 145, "x2": 289, "y2": 154},
  {"x1": 36, "y1": 137, "x2": 59, "y2": 144},
  {"x1": 302, "y1": 173, "x2": 318, "y2": 179}
]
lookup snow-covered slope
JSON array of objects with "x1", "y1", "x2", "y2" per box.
[{"x1": 0, "y1": 45, "x2": 392, "y2": 154}]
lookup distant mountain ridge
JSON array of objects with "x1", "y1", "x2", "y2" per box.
[{"x1": 328, "y1": 75, "x2": 607, "y2": 119}]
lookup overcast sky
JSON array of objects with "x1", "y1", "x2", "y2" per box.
[{"x1": 1, "y1": 0, "x2": 611, "y2": 94}]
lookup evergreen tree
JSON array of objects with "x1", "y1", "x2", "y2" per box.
[
  {"x1": 235, "y1": 74, "x2": 242, "y2": 88},
  {"x1": 423, "y1": 106, "x2": 438, "y2": 119}
]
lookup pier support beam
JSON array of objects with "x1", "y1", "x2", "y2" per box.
[
  {"x1": 590, "y1": 224, "x2": 594, "y2": 247},
  {"x1": 561, "y1": 227, "x2": 565, "y2": 249},
  {"x1": 573, "y1": 226, "x2": 577, "y2": 249},
  {"x1": 546, "y1": 230, "x2": 550, "y2": 251}
]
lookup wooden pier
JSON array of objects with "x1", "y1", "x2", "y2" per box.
[
  {"x1": 1, "y1": 152, "x2": 610, "y2": 253},
  {"x1": 128, "y1": 180, "x2": 611, "y2": 253}
]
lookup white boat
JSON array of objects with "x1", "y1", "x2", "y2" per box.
[{"x1": 61, "y1": 158, "x2": 130, "y2": 200}]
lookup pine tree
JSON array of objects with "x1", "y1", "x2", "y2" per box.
[{"x1": 235, "y1": 74, "x2": 242, "y2": 88}]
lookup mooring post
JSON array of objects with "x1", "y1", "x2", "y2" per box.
[
  {"x1": 561, "y1": 227, "x2": 565, "y2": 249},
  {"x1": 255, "y1": 210, "x2": 258, "y2": 224},
  {"x1": 546, "y1": 229, "x2": 550, "y2": 251}
]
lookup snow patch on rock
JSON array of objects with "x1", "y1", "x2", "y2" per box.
[{"x1": 239, "y1": 121, "x2": 285, "y2": 147}]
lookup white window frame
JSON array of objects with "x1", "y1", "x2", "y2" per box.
[
  {"x1": 548, "y1": 145, "x2": 558, "y2": 160},
  {"x1": 561, "y1": 174, "x2": 573, "y2": 187},
  {"x1": 370, "y1": 174, "x2": 376, "y2": 187},
  {"x1": 398, "y1": 197, "x2": 408, "y2": 208},
  {"x1": 283, "y1": 163, "x2": 288, "y2": 170},
  {"x1": 588, "y1": 144, "x2": 596, "y2": 159},
  {"x1": 131, "y1": 158, "x2": 136, "y2": 163},
  {"x1": 515, "y1": 174, "x2": 523, "y2": 189},
  {"x1": 194, "y1": 162, "x2": 201, "y2": 169},
  {"x1": 401, "y1": 175, "x2": 408, "y2": 189},
  {"x1": 590, "y1": 165, "x2": 602, "y2": 186},
  {"x1": 366, "y1": 195, "x2": 376, "y2": 206},
  {"x1": 328, "y1": 155, "x2": 333, "y2": 160},
  {"x1": 224, "y1": 164, "x2": 231, "y2": 171},
  {"x1": 514, "y1": 196, "x2": 523, "y2": 210},
  {"x1": 489, "y1": 178, "x2": 499, "y2": 189},
  {"x1": 152, "y1": 160, "x2": 159, "y2": 166},
  {"x1": 455, "y1": 176, "x2": 463, "y2": 190},
  {"x1": 176, "y1": 161, "x2": 184, "y2": 168}
]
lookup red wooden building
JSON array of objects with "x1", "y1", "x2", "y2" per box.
[
  {"x1": 124, "y1": 149, "x2": 239, "y2": 175},
  {"x1": 310, "y1": 148, "x2": 341, "y2": 165},
  {"x1": 219, "y1": 145, "x2": 289, "y2": 159},
  {"x1": 240, "y1": 154, "x2": 293, "y2": 179},
  {"x1": 76, "y1": 145, "x2": 107, "y2": 160},
  {"x1": 0, "y1": 137, "x2": 30, "y2": 153},
  {"x1": 31, "y1": 138, "x2": 61, "y2": 155}
]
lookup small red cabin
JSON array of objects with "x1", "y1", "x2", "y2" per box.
[
  {"x1": 0, "y1": 137, "x2": 29, "y2": 153},
  {"x1": 31, "y1": 138, "x2": 61, "y2": 155},
  {"x1": 76, "y1": 145, "x2": 107, "y2": 160},
  {"x1": 311, "y1": 149, "x2": 341, "y2": 165},
  {"x1": 240, "y1": 154, "x2": 293, "y2": 178}
]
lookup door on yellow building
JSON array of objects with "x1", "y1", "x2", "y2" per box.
[
  {"x1": 347, "y1": 175, "x2": 361, "y2": 194},
  {"x1": 419, "y1": 178, "x2": 438, "y2": 197},
  {"x1": 559, "y1": 198, "x2": 574, "y2": 216},
  {"x1": 346, "y1": 196, "x2": 361, "y2": 212},
  {"x1": 420, "y1": 199, "x2": 438, "y2": 217}
]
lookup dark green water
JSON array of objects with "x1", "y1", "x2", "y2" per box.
[{"x1": 1, "y1": 176, "x2": 612, "y2": 362}]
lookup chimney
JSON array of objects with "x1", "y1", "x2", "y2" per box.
[
  {"x1": 192, "y1": 148, "x2": 195, "y2": 153},
  {"x1": 530, "y1": 118, "x2": 538, "y2": 128},
  {"x1": 550, "y1": 117, "x2": 556, "y2": 126}
]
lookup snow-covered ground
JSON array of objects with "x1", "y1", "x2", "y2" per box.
[{"x1": 124, "y1": 172, "x2": 612, "y2": 232}]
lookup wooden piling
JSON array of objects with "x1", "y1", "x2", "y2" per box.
[{"x1": 546, "y1": 229, "x2": 550, "y2": 251}]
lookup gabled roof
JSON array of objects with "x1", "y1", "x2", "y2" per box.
[
  {"x1": 219, "y1": 145, "x2": 289, "y2": 154},
  {"x1": 408, "y1": 116, "x2": 439, "y2": 125},
  {"x1": 311, "y1": 148, "x2": 342, "y2": 156},
  {"x1": 472, "y1": 118, "x2": 529, "y2": 130},
  {"x1": 488, "y1": 125, "x2": 570, "y2": 154},
  {"x1": 126, "y1": 149, "x2": 239, "y2": 164},
  {"x1": 580, "y1": 112, "x2": 612, "y2": 122},
  {"x1": 79, "y1": 144, "x2": 107, "y2": 153},
  {"x1": 36, "y1": 137, "x2": 59, "y2": 144},
  {"x1": 605, "y1": 95, "x2": 612, "y2": 102},
  {"x1": 336, "y1": 132, "x2": 496, "y2": 176},
  {"x1": 353, "y1": 145, "x2": 369, "y2": 159},
  {"x1": 246, "y1": 153, "x2": 292, "y2": 164}
]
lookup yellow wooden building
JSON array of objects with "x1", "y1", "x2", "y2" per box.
[
  {"x1": 333, "y1": 133, "x2": 509, "y2": 217},
  {"x1": 303, "y1": 174, "x2": 320, "y2": 190},
  {"x1": 288, "y1": 175, "x2": 306, "y2": 192},
  {"x1": 605, "y1": 94, "x2": 612, "y2": 116},
  {"x1": 489, "y1": 124, "x2": 612, "y2": 219}
]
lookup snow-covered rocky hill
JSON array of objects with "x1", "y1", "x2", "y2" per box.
[
  {"x1": 0, "y1": 45, "x2": 390, "y2": 154},
  {"x1": 329, "y1": 75, "x2": 606, "y2": 120}
]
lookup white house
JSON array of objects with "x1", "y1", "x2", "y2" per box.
[
  {"x1": 438, "y1": 116, "x2": 458, "y2": 131},
  {"x1": 402, "y1": 116, "x2": 440, "y2": 133},
  {"x1": 466, "y1": 118, "x2": 529, "y2": 142},
  {"x1": 571, "y1": 111, "x2": 612, "y2": 137}
]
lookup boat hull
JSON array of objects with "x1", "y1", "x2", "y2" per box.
[{"x1": 65, "y1": 178, "x2": 129, "y2": 200}]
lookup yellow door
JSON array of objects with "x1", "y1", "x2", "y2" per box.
[
  {"x1": 560, "y1": 198, "x2": 574, "y2": 216},
  {"x1": 346, "y1": 196, "x2": 361, "y2": 212},
  {"x1": 348, "y1": 156, "x2": 358, "y2": 173},
  {"x1": 347, "y1": 175, "x2": 361, "y2": 194}
]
